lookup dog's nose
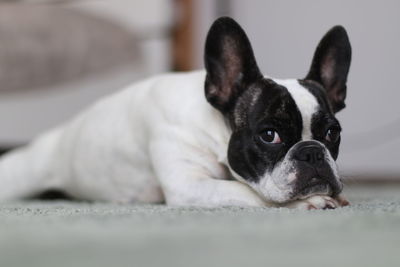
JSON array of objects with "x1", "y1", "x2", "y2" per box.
[{"x1": 294, "y1": 144, "x2": 325, "y2": 165}]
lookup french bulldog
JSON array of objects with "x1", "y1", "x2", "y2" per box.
[{"x1": 0, "y1": 17, "x2": 351, "y2": 209}]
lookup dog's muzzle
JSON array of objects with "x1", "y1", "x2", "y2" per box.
[{"x1": 290, "y1": 141, "x2": 342, "y2": 199}]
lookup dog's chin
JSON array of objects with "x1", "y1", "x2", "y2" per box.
[
  {"x1": 250, "y1": 174, "x2": 342, "y2": 204},
  {"x1": 263, "y1": 183, "x2": 333, "y2": 204},
  {"x1": 294, "y1": 182, "x2": 332, "y2": 200}
]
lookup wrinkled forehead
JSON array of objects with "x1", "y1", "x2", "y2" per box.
[{"x1": 271, "y1": 78, "x2": 320, "y2": 140}]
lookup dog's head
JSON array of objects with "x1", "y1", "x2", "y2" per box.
[{"x1": 204, "y1": 17, "x2": 351, "y2": 203}]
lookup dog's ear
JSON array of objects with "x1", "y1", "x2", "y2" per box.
[
  {"x1": 204, "y1": 17, "x2": 262, "y2": 113},
  {"x1": 306, "y1": 26, "x2": 352, "y2": 113}
]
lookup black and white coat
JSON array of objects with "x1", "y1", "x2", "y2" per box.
[{"x1": 0, "y1": 17, "x2": 351, "y2": 209}]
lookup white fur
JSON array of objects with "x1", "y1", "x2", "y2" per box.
[
  {"x1": 273, "y1": 79, "x2": 319, "y2": 140},
  {"x1": 0, "y1": 71, "x2": 266, "y2": 206}
]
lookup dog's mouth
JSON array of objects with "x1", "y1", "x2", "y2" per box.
[{"x1": 295, "y1": 177, "x2": 334, "y2": 200}]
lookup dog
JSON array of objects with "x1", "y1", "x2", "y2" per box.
[{"x1": 0, "y1": 17, "x2": 351, "y2": 209}]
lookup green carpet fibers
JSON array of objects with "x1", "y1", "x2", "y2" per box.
[{"x1": 0, "y1": 184, "x2": 399, "y2": 267}]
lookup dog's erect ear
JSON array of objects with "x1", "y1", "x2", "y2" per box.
[
  {"x1": 306, "y1": 26, "x2": 352, "y2": 113},
  {"x1": 204, "y1": 17, "x2": 262, "y2": 113}
]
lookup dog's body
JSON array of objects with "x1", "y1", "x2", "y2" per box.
[
  {"x1": 0, "y1": 71, "x2": 240, "y2": 205},
  {"x1": 0, "y1": 18, "x2": 351, "y2": 209}
]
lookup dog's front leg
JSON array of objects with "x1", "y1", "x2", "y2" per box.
[
  {"x1": 149, "y1": 141, "x2": 266, "y2": 207},
  {"x1": 163, "y1": 177, "x2": 267, "y2": 207}
]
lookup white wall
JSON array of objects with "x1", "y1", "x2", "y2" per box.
[{"x1": 194, "y1": 0, "x2": 400, "y2": 177}]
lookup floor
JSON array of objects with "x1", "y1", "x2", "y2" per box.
[{"x1": 0, "y1": 184, "x2": 399, "y2": 267}]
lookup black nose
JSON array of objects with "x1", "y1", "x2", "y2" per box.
[{"x1": 294, "y1": 144, "x2": 325, "y2": 165}]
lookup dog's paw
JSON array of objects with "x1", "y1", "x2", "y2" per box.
[
  {"x1": 284, "y1": 195, "x2": 348, "y2": 210},
  {"x1": 335, "y1": 194, "x2": 350, "y2": 207}
]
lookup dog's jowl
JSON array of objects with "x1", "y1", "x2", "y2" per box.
[{"x1": 0, "y1": 17, "x2": 351, "y2": 209}]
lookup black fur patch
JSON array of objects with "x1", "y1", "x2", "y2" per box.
[
  {"x1": 227, "y1": 79, "x2": 303, "y2": 182},
  {"x1": 305, "y1": 25, "x2": 351, "y2": 113},
  {"x1": 204, "y1": 17, "x2": 262, "y2": 113}
]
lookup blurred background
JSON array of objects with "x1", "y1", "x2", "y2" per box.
[{"x1": 0, "y1": 0, "x2": 399, "y2": 182}]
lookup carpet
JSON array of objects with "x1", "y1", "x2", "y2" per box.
[{"x1": 0, "y1": 184, "x2": 399, "y2": 267}]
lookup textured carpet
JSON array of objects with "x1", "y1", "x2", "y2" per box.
[{"x1": 0, "y1": 184, "x2": 399, "y2": 267}]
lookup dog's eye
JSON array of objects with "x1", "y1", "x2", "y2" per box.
[
  {"x1": 259, "y1": 129, "x2": 282, "y2": 144},
  {"x1": 326, "y1": 127, "x2": 341, "y2": 143}
]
